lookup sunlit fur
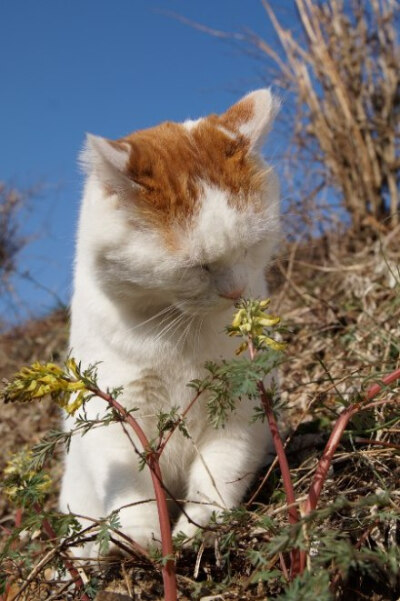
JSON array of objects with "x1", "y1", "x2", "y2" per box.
[{"x1": 60, "y1": 89, "x2": 280, "y2": 555}]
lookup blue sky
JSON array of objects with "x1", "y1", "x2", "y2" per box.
[{"x1": 1, "y1": 0, "x2": 296, "y2": 323}]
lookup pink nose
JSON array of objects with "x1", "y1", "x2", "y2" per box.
[{"x1": 219, "y1": 288, "x2": 244, "y2": 301}]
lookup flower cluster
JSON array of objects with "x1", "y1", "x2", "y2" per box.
[
  {"x1": 228, "y1": 298, "x2": 286, "y2": 355},
  {"x1": 2, "y1": 358, "x2": 90, "y2": 415},
  {"x1": 3, "y1": 448, "x2": 52, "y2": 503}
]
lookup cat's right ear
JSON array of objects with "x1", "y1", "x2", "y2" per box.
[{"x1": 81, "y1": 134, "x2": 133, "y2": 194}]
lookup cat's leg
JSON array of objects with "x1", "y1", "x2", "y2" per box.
[
  {"x1": 59, "y1": 438, "x2": 104, "y2": 559},
  {"x1": 102, "y1": 458, "x2": 161, "y2": 551},
  {"x1": 173, "y1": 420, "x2": 271, "y2": 541},
  {"x1": 82, "y1": 422, "x2": 162, "y2": 553},
  {"x1": 61, "y1": 419, "x2": 161, "y2": 555}
]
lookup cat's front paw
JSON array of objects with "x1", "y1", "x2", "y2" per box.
[
  {"x1": 173, "y1": 520, "x2": 200, "y2": 546},
  {"x1": 116, "y1": 525, "x2": 162, "y2": 553},
  {"x1": 173, "y1": 511, "x2": 215, "y2": 548}
]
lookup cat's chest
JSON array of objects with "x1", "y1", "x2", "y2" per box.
[
  {"x1": 81, "y1": 310, "x2": 237, "y2": 420},
  {"x1": 122, "y1": 357, "x2": 206, "y2": 410},
  {"x1": 112, "y1": 357, "x2": 210, "y2": 447}
]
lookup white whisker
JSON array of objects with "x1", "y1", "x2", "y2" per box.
[
  {"x1": 153, "y1": 310, "x2": 187, "y2": 344},
  {"x1": 176, "y1": 314, "x2": 196, "y2": 350},
  {"x1": 126, "y1": 304, "x2": 176, "y2": 333},
  {"x1": 194, "y1": 315, "x2": 205, "y2": 353}
]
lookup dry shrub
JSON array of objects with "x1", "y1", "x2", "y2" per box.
[
  {"x1": 0, "y1": 182, "x2": 28, "y2": 303},
  {"x1": 252, "y1": 0, "x2": 400, "y2": 233}
]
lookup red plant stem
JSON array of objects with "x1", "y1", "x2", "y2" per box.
[
  {"x1": 32, "y1": 502, "x2": 90, "y2": 601},
  {"x1": 305, "y1": 368, "x2": 400, "y2": 515},
  {"x1": 158, "y1": 387, "x2": 204, "y2": 455},
  {"x1": 299, "y1": 367, "x2": 400, "y2": 573},
  {"x1": 257, "y1": 380, "x2": 301, "y2": 578},
  {"x1": 14, "y1": 508, "x2": 23, "y2": 528},
  {"x1": 1, "y1": 580, "x2": 12, "y2": 601},
  {"x1": 257, "y1": 382, "x2": 299, "y2": 526},
  {"x1": 365, "y1": 369, "x2": 400, "y2": 402},
  {"x1": 248, "y1": 340, "x2": 300, "y2": 577},
  {"x1": 89, "y1": 387, "x2": 177, "y2": 601},
  {"x1": 279, "y1": 552, "x2": 290, "y2": 582},
  {"x1": 353, "y1": 437, "x2": 400, "y2": 451}
]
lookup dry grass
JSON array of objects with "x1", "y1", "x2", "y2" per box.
[
  {"x1": 0, "y1": 231, "x2": 398, "y2": 600},
  {"x1": 272, "y1": 227, "x2": 400, "y2": 417}
]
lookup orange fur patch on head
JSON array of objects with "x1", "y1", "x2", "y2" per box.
[
  {"x1": 113, "y1": 95, "x2": 266, "y2": 236},
  {"x1": 120, "y1": 122, "x2": 199, "y2": 227}
]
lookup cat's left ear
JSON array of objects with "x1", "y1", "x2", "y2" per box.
[
  {"x1": 221, "y1": 89, "x2": 280, "y2": 151},
  {"x1": 81, "y1": 134, "x2": 132, "y2": 192}
]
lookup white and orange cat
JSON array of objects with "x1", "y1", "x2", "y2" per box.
[{"x1": 60, "y1": 89, "x2": 280, "y2": 556}]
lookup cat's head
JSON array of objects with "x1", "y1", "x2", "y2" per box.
[{"x1": 80, "y1": 89, "x2": 280, "y2": 315}]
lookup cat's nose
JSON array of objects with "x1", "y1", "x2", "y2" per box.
[{"x1": 219, "y1": 288, "x2": 244, "y2": 301}]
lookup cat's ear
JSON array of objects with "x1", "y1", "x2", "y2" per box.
[
  {"x1": 81, "y1": 134, "x2": 132, "y2": 193},
  {"x1": 221, "y1": 89, "x2": 280, "y2": 151}
]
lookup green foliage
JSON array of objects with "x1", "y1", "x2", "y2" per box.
[
  {"x1": 189, "y1": 298, "x2": 287, "y2": 428},
  {"x1": 156, "y1": 406, "x2": 190, "y2": 440},
  {"x1": 172, "y1": 530, "x2": 190, "y2": 549},
  {"x1": 250, "y1": 568, "x2": 284, "y2": 584},
  {"x1": 200, "y1": 351, "x2": 282, "y2": 428},
  {"x1": 83, "y1": 577, "x2": 100, "y2": 598},
  {"x1": 148, "y1": 545, "x2": 176, "y2": 566},
  {"x1": 157, "y1": 406, "x2": 180, "y2": 435},
  {"x1": 275, "y1": 570, "x2": 332, "y2": 601},
  {"x1": 96, "y1": 511, "x2": 122, "y2": 555},
  {"x1": 246, "y1": 492, "x2": 399, "y2": 598},
  {"x1": 26, "y1": 405, "x2": 124, "y2": 472}
]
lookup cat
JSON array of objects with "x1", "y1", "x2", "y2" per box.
[{"x1": 59, "y1": 89, "x2": 280, "y2": 556}]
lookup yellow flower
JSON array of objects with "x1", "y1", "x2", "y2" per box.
[
  {"x1": 235, "y1": 341, "x2": 249, "y2": 355},
  {"x1": 65, "y1": 357, "x2": 81, "y2": 379},
  {"x1": 230, "y1": 299, "x2": 286, "y2": 354},
  {"x1": 2, "y1": 358, "x2": 90, "y2": 415},
  {"x1": 65, "y1": 390, "x2": 86, "y2": 415},
  {"x1": 258, "y1": 335, "x2": 287, "y2": 351},
  {"x1": 231, "y1": 308, "x2": 246, "y2": 329},
  {"x1": 258, "y1": 316, "x2": 281, "y2": 328}
]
